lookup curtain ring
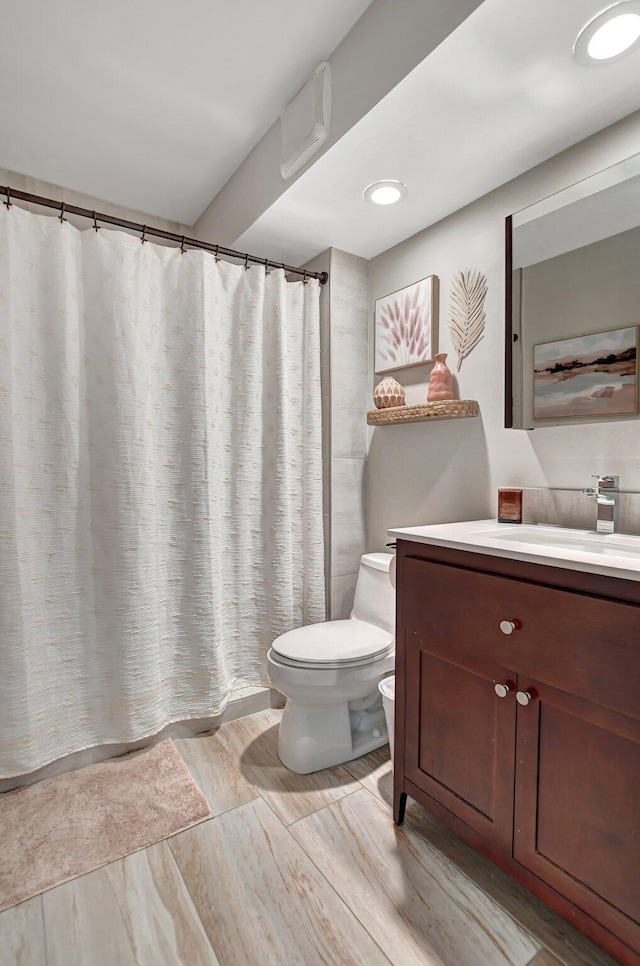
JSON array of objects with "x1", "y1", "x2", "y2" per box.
[
  {"x1": 4, "y1": 187, "x2": 11, "y2": 209},
  {"x1": 140, "y1": 225, "x2": 147, "y2": 244},
  {"x1": 264, "y1": 258, "x2": 270, "y2": 276},
  {"x1": 244, "y1": 253, "x2": 249, "y2": 271},
  {"x1": 92, "y1": 210, "x2": 99, "y2": 232},
  {"x1": 180, "y1": 236, "x2": 186, "y2": 254},
  {"x1": 59, "y1": 202, "x2": 66, "y2": 224},
  {"x1": 214, "y1": 244, "x2": 220, "y2": 263},
  {"x1": 302, "y1": 269, "x2": 308, "y2": 285}
]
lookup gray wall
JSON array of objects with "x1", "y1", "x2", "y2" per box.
[{"x1": 367, "y1": 110, "x2": 640, "y2": 552}]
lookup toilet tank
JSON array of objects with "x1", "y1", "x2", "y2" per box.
[{"x1": 351, "y1": 552, "x2": 395, "y2": 635}]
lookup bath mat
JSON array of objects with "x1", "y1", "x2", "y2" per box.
[{"x1": 0, "y1": 739, "x2": 212, "y2": 911}]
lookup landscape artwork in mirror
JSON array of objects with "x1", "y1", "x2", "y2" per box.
[
  {"x1": 533, "y1": 326, "x2": 637, "y2": 419},
  {"x1": 374, "y1": 275, "x2": 438, "y2": 374}
]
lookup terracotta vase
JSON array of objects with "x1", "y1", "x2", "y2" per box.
[
  {"x1": 373, "y1": 376, "x2": 405, "y2": 409},
  {"x1": 427, "y1": 353, "x2": 454, "y2": 402}
]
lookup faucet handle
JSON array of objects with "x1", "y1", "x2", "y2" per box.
[{"x1": 592, "y1": 475, "x2": 619, "y2": 490}]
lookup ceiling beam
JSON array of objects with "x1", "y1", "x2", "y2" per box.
[{"x1": 194, "y1": 0, "x2": 484, "y2": 247}]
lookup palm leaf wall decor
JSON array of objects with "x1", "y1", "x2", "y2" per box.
[{"x1": 449, "y1": 269, "x2": 487, "y2": 371}]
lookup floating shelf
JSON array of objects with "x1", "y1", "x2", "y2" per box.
[{"x1": 367, "y1": 400, "x2": 479, "y2": 426}]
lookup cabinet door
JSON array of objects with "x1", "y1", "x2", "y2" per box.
[
  {"x1": 514, "y1": 678, "x2": 640, "y2": 954},
  {"x1": 405, "y1": 634, "x2": 517, "y2": 852}
]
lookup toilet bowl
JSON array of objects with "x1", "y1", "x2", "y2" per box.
[{"x1": 267, "y1": 552, "x2": 395, "y2": 774}]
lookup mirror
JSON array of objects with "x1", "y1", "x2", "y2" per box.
[{"x1": 505, "y1": 153, "x2": 640, "y2": 429}]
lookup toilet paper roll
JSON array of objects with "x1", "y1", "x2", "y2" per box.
[{"x1": 389, "y1": 554, "x2": 397, "y2": 589}]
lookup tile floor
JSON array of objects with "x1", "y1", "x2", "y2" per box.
[{"x1": 0, "y1": 708, "x2": 618, "y2": 966}]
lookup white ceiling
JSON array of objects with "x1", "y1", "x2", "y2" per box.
[
  {"x1": 0, "y1": 0, "x2": 373, "y2": 224},
  {"x1": 236, "y1": 0, "x2": 640, "y2": 264},
  {"x1": 4, "y1": 0, "x2": 640, "y2": 261}
]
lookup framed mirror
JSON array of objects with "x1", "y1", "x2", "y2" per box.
[{"x1": 505, "y1": 153, "x2": 640, "y2": 429}]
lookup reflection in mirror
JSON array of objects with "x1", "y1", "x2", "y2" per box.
[{"x1": 506, "y1": 153, "x2": 640, "y2": 429}]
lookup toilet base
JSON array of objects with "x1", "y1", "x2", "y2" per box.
[{"x1": 277, "y1": 690, "x2": 388, "y2": 774}]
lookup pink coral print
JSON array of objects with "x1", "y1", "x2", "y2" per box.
[{"x1": 375, "y1": 277, "x2": 435, "y2": 372}]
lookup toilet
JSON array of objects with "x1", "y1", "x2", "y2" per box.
[{"x1": 267, "y1": 552, "x2": 395, "y2": 774}]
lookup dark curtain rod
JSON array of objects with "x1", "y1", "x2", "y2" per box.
[{"x1": 1, "y1": 185, "x2": 328, "y2": 285}]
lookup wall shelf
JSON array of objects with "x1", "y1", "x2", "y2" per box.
[{"x1": 367, "y1": 400, "x2": 479, "y2": 426}]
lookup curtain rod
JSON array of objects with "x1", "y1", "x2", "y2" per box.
[{"x1": 1, "y1": 185, "x2": 328, "y2": 285}]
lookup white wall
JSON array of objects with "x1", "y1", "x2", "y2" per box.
[
  {"x1": 367, "y1": 110, "x2": 640, "y2": 551},
  {"x1": 0, "y1": 167, "x2": 188, "y2": 238}
]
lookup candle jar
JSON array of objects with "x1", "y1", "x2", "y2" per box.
[{"x1": 498, "y1": 488, "x2": 523, "y2": 524}]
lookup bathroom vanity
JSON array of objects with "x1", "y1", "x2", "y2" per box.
[{"x1": 390, "y1": 521, "x2": 640, "y2": 966}]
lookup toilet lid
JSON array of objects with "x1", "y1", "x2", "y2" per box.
[{"x1": 271, "y1": 619, "x2": 393, "y2": 667}]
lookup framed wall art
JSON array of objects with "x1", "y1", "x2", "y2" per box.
[
  {"x1": 374, "y1": 275, "x2": 438, "y2": 374},
  {"x1": 533, "y1": 325, "x2": 637, "y2": 420}
]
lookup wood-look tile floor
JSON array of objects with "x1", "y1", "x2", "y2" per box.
[{"x1": 0, "y1": 708, "x2": 618, "y2": 966}]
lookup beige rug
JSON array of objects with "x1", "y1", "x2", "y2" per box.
[{"x1": 0, "y1": 739, "x2": 212, "y2": 911}]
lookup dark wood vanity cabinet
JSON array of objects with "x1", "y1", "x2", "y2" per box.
[{"x1": 394, "y1": 541, "x2": 640, "y2": 966}]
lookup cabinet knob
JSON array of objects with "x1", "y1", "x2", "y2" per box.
[
  {"x1": 494, "y1": 682, "x2": 511, "y2": 698},
  {"x1": 516, "y1": 690, "x2": 533, "y2": 706},
  {"x1": 500, "y1": 620, "x2": 517, "y2": 635}
]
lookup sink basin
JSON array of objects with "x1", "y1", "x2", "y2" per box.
[
  {"x1": 475, "y1": 525, "x2": 640, "y2": 559},
  {"x1": 388, "y1": 519, "x2": 640, "y2": 581}
]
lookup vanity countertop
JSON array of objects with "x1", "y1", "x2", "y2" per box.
[{"x1": 388, "y1": 519, "x2": 640, "y2": 583}]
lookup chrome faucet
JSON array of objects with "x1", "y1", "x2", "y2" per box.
[{"x1": 583, "y1": 475, "x2": 619, "y2": 535}]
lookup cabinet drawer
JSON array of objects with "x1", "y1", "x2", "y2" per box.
[{"x1": 400, "y1": 556, "x2": 640, "y2": 721}]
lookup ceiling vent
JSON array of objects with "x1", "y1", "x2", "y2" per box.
[{"x1": 280, "y1": 62, "x2": 331, "y2": 181}]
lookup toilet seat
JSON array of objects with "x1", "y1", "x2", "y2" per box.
[{"x1": 271, "y1": 619, "x2": 393, "y2": 670}]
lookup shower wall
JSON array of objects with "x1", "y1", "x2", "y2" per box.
[{"x1": 304, "y1": 248, "x2": 371, "y2": 619}]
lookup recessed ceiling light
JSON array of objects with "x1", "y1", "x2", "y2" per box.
[
  {"x1": 574, "y1": 1, "x2": 640, "y2": 66},
  {"x1": 364, "y1": 180, "x2": 408, "y2": 206}
]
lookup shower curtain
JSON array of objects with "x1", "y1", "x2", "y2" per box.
[{"x1": 0, "y1": 204, "x2": 325, "y2": 777}]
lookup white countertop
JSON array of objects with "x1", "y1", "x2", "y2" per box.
[{"x1": 388, "y1": 519, "x2": 640, "y2": 582}]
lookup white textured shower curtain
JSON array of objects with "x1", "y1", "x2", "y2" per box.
[{"x1": 0, "y1": 204, "x2": 325, "y2": 777}]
